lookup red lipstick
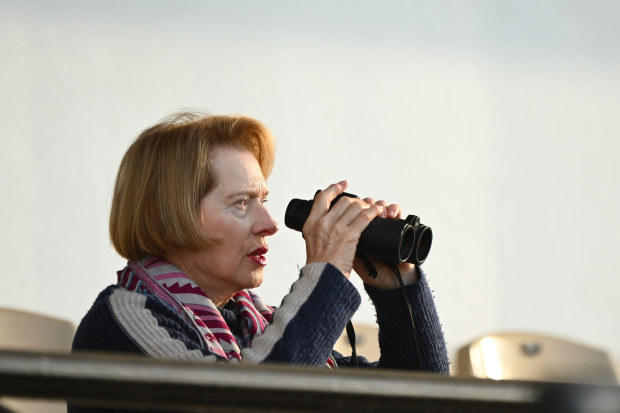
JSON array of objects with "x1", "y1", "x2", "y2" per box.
[{"x1": 247, "y1": 246, "x2": 268, "y2": 266}]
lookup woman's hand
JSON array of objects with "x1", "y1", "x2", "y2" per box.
[
  {"x1": 302, "y1": 181, "x2": 383, "y2": 279},
  {"x1": 352, "y1": 198, "x2": 420, "y2": 290}
]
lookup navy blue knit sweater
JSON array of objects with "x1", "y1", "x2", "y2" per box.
[{"x1": 70, "y1": 262, "x2": 449, "y2": 412}]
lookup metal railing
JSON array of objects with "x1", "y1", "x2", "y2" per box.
[{"x1": 0, "y1": 350, "x2": 619, "y2": 412}]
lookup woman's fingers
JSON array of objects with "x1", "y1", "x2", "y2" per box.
[
  {"x1": 303, "y1": 182, "x2": 384, "y2": 278},
  {"x1": 363, "y1": 197, "x2": 401, "y2": 219},
  {"x1": 305, "y1": 181, "x2": 348, "y2": 226},
  {"x1": 345, "y1": 201, "x2": 382, "y2": 233},
  {"x1": 303, "y1": 183, "x2": 408, "y2": 280}
]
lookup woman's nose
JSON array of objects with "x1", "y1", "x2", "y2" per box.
[{"x1": 254, "y1": 205, "x2": 279, "y2": 236}]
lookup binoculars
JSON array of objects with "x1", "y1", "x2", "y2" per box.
[{"x1": 284, "y1": 191, "x2": 432, "y2": 266}]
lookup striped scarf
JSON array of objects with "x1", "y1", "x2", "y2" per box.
[{"x1": 117, "y1": 257, "x2": 273, "y2": 361}]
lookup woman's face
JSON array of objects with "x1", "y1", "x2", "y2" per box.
[{"x1": 188, "y1": 146, "x2": 278, "y2": 303}]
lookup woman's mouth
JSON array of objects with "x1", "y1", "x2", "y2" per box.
[{"x1": 247, "y1": 246, "x2": 268, "y2": 266}]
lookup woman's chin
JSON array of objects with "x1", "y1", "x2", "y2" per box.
[{"x1": 243, "y1": 270, "x2": 263, "y2": 290}]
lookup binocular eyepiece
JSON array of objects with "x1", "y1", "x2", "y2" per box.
[{"x1": 284, "y1": 191, "x2": 432, "y2": 266}]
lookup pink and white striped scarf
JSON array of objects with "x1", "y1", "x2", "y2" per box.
[{"x1": 117, "y1": 257, "x2": 273, "y2": 360}]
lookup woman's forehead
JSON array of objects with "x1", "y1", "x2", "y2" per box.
[{"x1": 211, "y1": 146, "x2": 267, "y2": 195}]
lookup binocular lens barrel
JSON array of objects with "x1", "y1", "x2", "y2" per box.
[
  {"x1": 356, "y1": 216, "x2": 416, "y2": 264},
  {"x1": 284, "y1": 191, "x2": 432, "y2": 266},
  {"x1": 411, "y1": 225, "x2": 432, "y2": 266}
]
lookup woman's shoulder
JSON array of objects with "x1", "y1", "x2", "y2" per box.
[
  {"x1": 72, "y1": 285, "x2": 211, "y2": 360},
  {"x1": 81, "y1": 284, "x2": 168, "y2": 320},
  {"x1": 72, "y1": 285, "x2": 150, "y2": 354}
]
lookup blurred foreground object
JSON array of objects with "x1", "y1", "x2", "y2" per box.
[
  {"x1": 1, "y1": 349, "x2": 620, "y2": 413},
  {"x1": 0, "y1": 307, "x2": 75, "y2": 413},
  {"x1": 456, "y1": 331, "x2": 617, "y2": 385}
]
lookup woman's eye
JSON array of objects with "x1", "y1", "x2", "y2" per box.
[
  {"x1": 260, "y1": 197, "x2": 268, "y2": 205},
  {"x1": 235, "y1": 199, "x2": 249, "y2": 209}
]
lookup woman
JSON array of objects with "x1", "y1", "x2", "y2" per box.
[{"x1": 72, "y1": 111, "x2": 449, "y2": 377}]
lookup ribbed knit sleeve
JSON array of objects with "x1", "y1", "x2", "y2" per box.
[
  {"x1": 243, "y1": 262, "x2": 360, "y2": 365},
  {"x1": 364, "y1": 271, "x2": 450, "y2": 374}
]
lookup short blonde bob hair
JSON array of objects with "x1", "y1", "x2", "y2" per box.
[{"x1": 110, "y1": 111, "x2": 276, "y2": 261}]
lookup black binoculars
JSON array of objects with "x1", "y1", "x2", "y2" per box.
[{"x1": 284, "y1": 191, "x2": 432, "y2": 266}]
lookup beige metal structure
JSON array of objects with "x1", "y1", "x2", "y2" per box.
[
  {"x1": 456, "y1": 331, "x2": 618, "y2": 386},
  {"x1": 334, "y1": 323, "x2": 380, "y2": 361}
]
